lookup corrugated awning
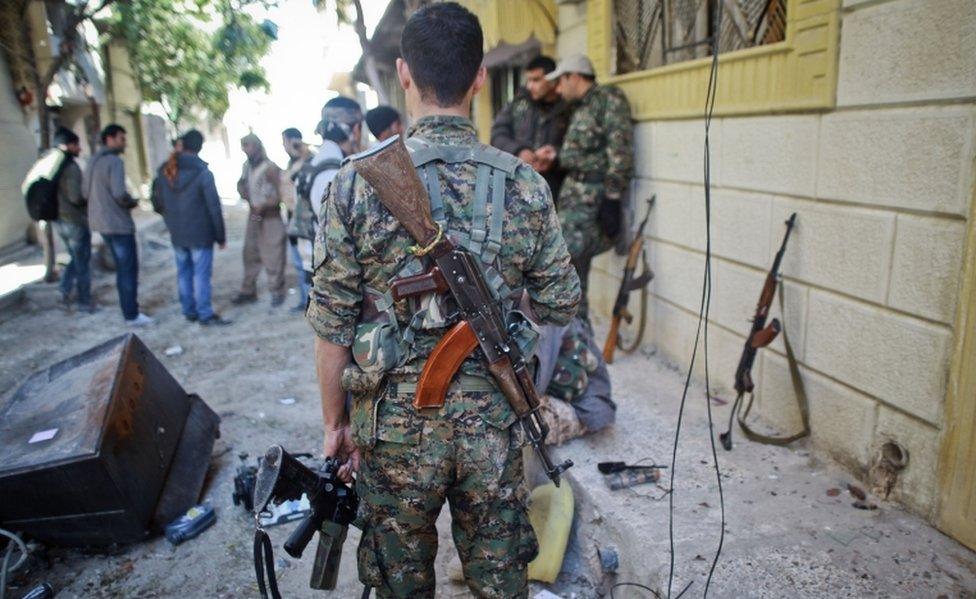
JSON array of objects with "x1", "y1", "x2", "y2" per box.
[{"x1": 458, "y1": 0, "x2": 557, "y2": 51}]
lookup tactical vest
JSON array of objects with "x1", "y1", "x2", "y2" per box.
[
  {"x1": 350, "y1": 136, "x2": 539, "y2": 384},
  {"x1": 288, "y1": 157, "x2": 342, "y2": 240}
]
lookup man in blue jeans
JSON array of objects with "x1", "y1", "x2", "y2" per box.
[
  {"x1": 153, "y1": 129, "x2": 229, "y2": 326},
  {"x1": 52, "y1": 127, "x2": 95, "y2": 313},
  {"x1": 85, "y1": 124, "x2": 154, "y2": 326}
]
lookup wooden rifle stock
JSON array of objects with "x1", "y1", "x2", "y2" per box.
[
  {"x1": 352, "y1": 136, "x2": 441, "y2": 249},
  {"x1": 602, "y1": 317, "x2": 623, "y2": 363}
]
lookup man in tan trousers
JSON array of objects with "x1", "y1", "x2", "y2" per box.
[{"x1": 233, "y1": 133, "x2": 287, "y2": 307}]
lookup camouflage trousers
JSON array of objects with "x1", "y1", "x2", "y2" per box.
[
  {"x1": 351, "y1": 381, "x2": 538, "y2": 598},
  {"x1": 557, "y1": 178, "x2": 613, "y2": 323}
]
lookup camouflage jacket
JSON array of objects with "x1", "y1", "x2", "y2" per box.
[
  {"x1": 307, "y1": 115, "x2": 581, "y2": 378},
  {"x1": 558, "y1": 84, "x2": 634, "y2": 198},
  {"x1": 490, "y1": 90, "x2": 574, "y2": 199}
]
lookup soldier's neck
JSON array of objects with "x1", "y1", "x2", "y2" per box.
[{"x1": 411, "y1": 102, "x2": 471, "y2": 121}]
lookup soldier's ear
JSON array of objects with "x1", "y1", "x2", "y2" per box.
[
  {"x1": 470, "y1": 65, "x2": 487, "y2": 97},
  {"x1": 396, "y1": 58, "x2": 411, "y2": 92}
]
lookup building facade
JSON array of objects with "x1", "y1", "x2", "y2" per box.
[
  {"x1": 0, "y1": 1, "x2": 161, "y2": 252},
  {"x1": 464, "y1": 0, "x2": 975, "y2": 549}
]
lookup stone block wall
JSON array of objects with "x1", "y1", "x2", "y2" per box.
[{"x1": 588, "y1": 0, "x2": 976, "y2": 518}]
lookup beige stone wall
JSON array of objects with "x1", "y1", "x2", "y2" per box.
[
  {"x1": 588, "y1": 0, "x2": 976, "y2": 519},
  {"x1": 0, "y1": 53, "x2": 38, "y2": 250}
]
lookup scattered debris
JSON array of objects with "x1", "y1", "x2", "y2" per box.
[
  {"x1": 848, "y1": 484, "x2": 867, "y2": 501},
  {"x1": 232, "y1": 453, "x2": 258, "y2": 512},
  {"x1": 534, "y1": 590, "x2": 563, "y2": 599},
  {"x1": 259, "y1": 496, "x2": 311, "y2": 528},
  {"x1": 604, "y1": 468, "x2": 661, "y2": 490},
  {"x1": 20, "y1": 583, "x2": 55, "y2": 599},
  {"x1": 279, "y1": 397, "x2": 296, "y2": 405},
  {"x1": 709, "y1": 395, "x2": 729, "y2": 406},
  {"x1": 826, "y1": 488, "x2": 841, "y2": 497},
  {"x1": 164, "y1": 503, "x2": 216, "y2": 545},
  {"x1": 853, "y1": 500, "x2": 878, "y2": 511},
  {"x1": 597, "y1": 546, "x2": 619, "y2": 573},
  {"x1": 164, "y1": 345, "x2": 184, "y2": 357}
]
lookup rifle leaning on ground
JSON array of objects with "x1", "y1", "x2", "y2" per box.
[
  {"x1": 719, "y1": 212, "x2": 810, "y2": 451},
  {"x1": 352, "y1": 135, "x2": 573, "y2": 486},
  {"x1": 603, "y1": 196, "x2": 655, "y2": 364}
]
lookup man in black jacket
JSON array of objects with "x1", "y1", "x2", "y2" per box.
[
  {"x1": 490, "y1": 55, "x2": 574, "y2": 200},
  {"x1": 154, "y1": 130, "x2": 229, "y2": 325}
]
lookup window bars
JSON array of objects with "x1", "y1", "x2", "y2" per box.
[{"x1": 613, "y1": 0, "x2": 787, "y2": 75}]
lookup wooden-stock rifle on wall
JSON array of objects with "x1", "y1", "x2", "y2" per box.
[
  {"x1": 603, "y1": 196, "x2": 655, "y2": 364},
  {"x1": 720, "y1": 212, "x2": 809, "y2": 450}
]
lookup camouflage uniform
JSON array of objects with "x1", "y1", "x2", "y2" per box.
[
  {"x1": 556, "y1": 84, "x2": 634, "y2": 322},
  {"x1": 307, "y1": 115, "x2": 580, "y2": 598},
  {"x1": 490, "y1": 89, "x2": 574, "y2": 200}
]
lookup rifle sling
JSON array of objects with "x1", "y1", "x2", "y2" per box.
[
  {"x1": 733, "y1": 282, "x2": 810, "y2": 446},
  {"x1": 254, "y1": 527, "x2": 282, "y2": 599}
]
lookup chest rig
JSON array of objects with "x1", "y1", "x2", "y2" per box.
[{"x1": 351, "y1": 136, "x2": 538, "y2": 379}]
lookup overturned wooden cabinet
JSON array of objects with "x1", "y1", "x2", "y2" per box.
[{"x1": 0, "y1": 334, "x2": 219, "y2": 546}]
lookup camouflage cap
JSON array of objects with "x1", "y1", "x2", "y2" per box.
[{"x1": 316, "y1": 97, "x2": 364, "y2": 137}]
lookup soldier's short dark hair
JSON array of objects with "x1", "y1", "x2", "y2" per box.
[
  {"x1": 365, "y1": 106, "x2": 400, "y2": 138},
  {"x1": 54, "y1": 127, "x2": 79, "y2": 146},
  {"x1": 182, "y1": 129, "x2": 204, "y2": 153},
  {"x1": 400, "y1": 2, "x2": 483, "y2": 107},
  {"x1": 282, "y1": 127, "x2": 302, "y2": 141},
  {"x1": 526, "y1": 55, "x2": 556, "y2": 74},
  {"x1": 100, "y1": 123, "x2": 126, "y2": 144}
]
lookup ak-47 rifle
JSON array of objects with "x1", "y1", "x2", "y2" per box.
[
  {"x1": 720, "y1": 212, "x2": 809, "y2": 451},
  {"x1": 352, "y1": 136, "x2": 573, "y2": 486},
  {"x1": 603, "y1": 196, "x2": 655, "y2": 364}
]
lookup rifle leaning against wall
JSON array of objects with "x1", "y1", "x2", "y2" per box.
[
  {"x1": 719, "y1": 212, "x2": 810, "y2": 451},
  {"x1": 352, "y1": 135, "x2": 573, "y2": 486},
  {"x1": 603, "y1": 196, "x2": 655, "y2": 364}
]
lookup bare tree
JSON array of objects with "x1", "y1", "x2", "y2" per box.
[{"x1": 26, "y1": 0, "x2": 116, "y2": 151}]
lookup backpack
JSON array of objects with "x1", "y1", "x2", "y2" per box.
[
  {"x1": 288, "y1": 157, "x2": 341, "y2": 240},
  {"x1": 21, "y1": 149, "x2": 68, "y2": 221}
]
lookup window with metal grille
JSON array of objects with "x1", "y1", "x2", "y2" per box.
[{"x1": 613, "y1": 0, "x2": 787, "y2": 75}]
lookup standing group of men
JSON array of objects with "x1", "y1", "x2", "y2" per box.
[
  {"x1": 306, "y1": 3, "x2": 633, "y2": 598},
  {"x1": 42, "y1": 123, "x2": 155, "y2": 326}
]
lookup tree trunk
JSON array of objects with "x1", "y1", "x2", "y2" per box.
[
  {"x1": 350, "y1": 0, "x2": 390, "y2": 105},
  {"x1": 362, "y1": 53, "x2": 388, "y2": 105}
]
